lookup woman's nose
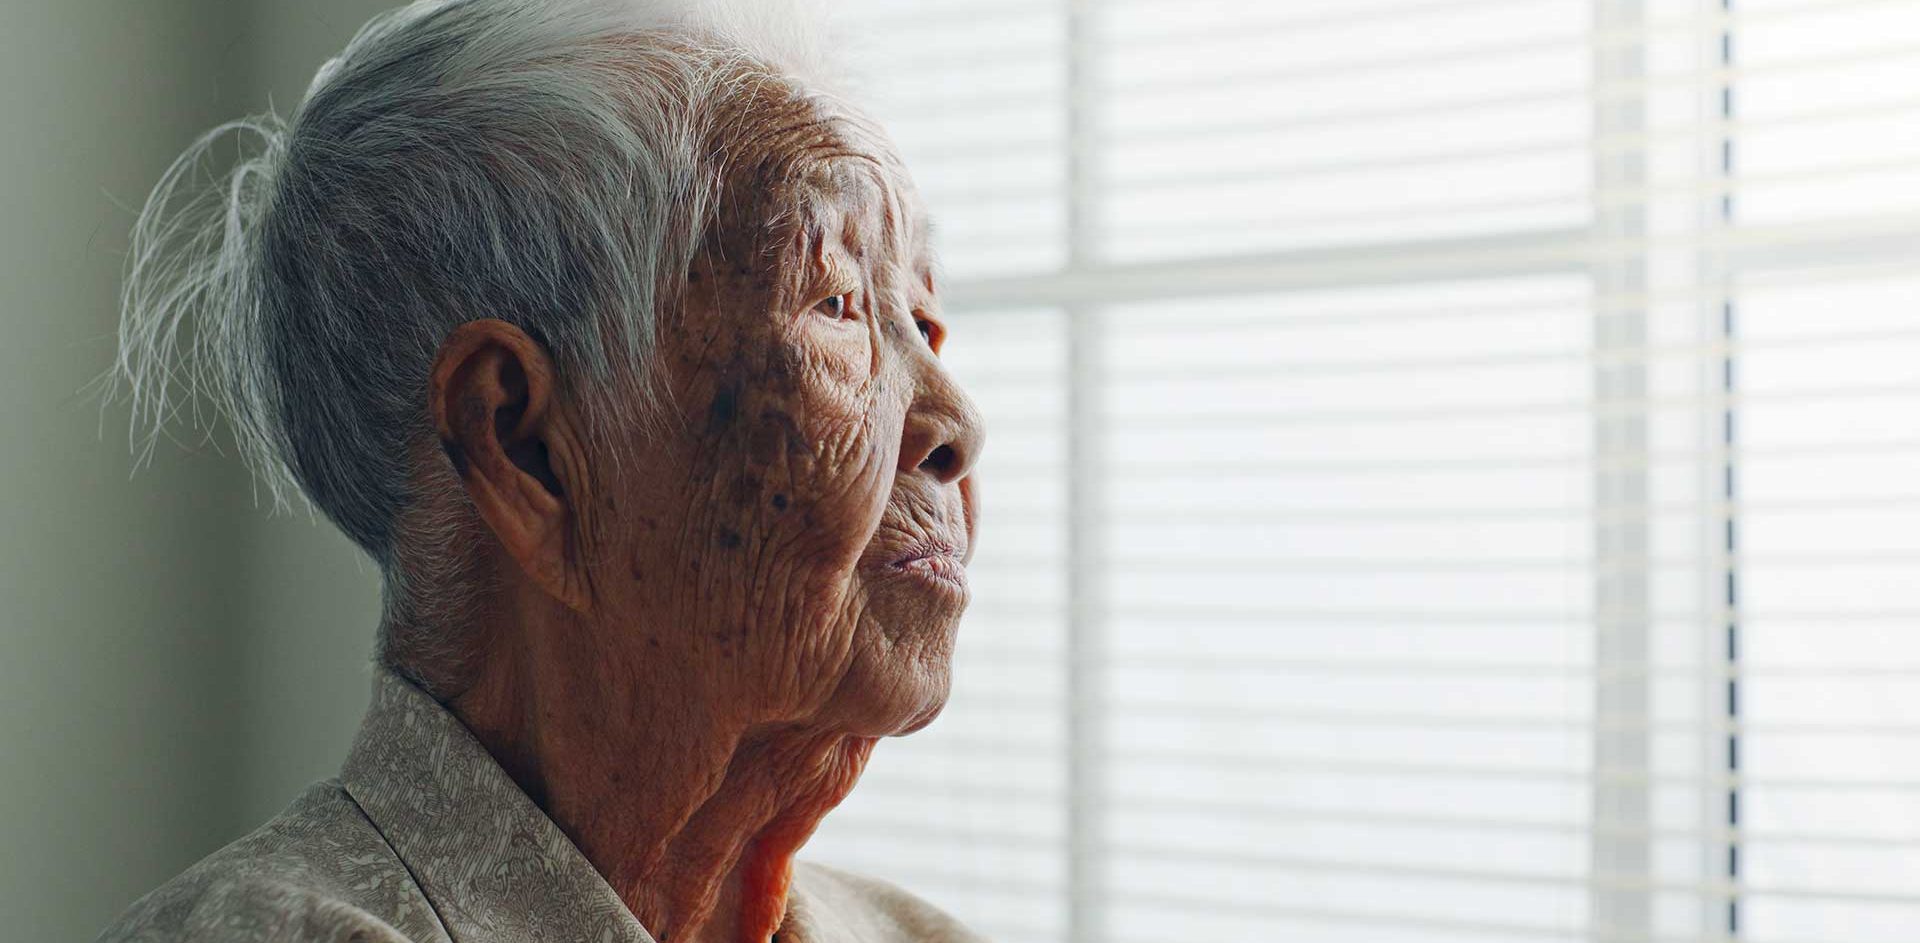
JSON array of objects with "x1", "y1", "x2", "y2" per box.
[{"x1": 898, "y1": 361, "x2": 984, "y2": 485}]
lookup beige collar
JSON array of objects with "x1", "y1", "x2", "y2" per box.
[{"x1": 340, "y1": 669, "x2": 656, "y2": 943}]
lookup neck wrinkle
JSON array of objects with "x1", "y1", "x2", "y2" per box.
[
  {"x1": 450, "y1": 607, "x2": 878, "y2": 943},
  {"x1": 626, "y1": 729, "x2": 879, "y2": 943}
]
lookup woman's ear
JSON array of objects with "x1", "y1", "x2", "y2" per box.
[{"x1": 428, "y1": 319, "x2": 593, "y2": 612}]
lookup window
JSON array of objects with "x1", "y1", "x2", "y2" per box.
[{"x1": 804, "y1": 3, "x2": 1920, "y2": 942}]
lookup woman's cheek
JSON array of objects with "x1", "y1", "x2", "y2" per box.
[
  {"x1": 775, "y1": 343, "x2": 894, "y2": 556},
  {"x1": 799, "y1": 314, "x2": 873, "y2": 394},
  {"x1": 780, "y1": 319, "x2": 877, "y2": 460}
]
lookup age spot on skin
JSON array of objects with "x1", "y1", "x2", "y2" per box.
[
  {"x1": 718, "y1": 529, "x2": 743, "y2": 550},
  {"x1": 770, "y1": 493, "x2": 789, "y2": 511},
  {"x1": 707, "y1": 386, "x2": 739, "y2": 432}
]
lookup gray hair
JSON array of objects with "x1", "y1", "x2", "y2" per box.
[{"x1": 107, "y1": 0, "x2": 845, "y2": 694}]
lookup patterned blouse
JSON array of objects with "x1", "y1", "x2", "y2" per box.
[{"x1": 96, "y1": 670, "x2": 986, "y2": 943}]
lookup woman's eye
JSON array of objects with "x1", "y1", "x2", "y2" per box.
[{"x1": 813, "y1": 293, "x2": 852, "y2": 320}]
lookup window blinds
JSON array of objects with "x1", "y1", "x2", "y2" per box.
[{"x1": 802, "y1": 2, "x2": 1920, "y2": 942}]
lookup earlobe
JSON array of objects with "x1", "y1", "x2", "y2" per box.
[{"x1": 428, "y1": 319, "x2": 593, "y2": 613}]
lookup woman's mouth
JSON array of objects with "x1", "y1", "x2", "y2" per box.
[{"x1": 889, "y1": 543, "x2": 968, "y2": 591}]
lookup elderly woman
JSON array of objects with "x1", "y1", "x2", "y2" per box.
[{"x1": 96, "y1": 1, "x2": 983, "y2": 942}]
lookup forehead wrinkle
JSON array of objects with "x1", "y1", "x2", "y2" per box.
[
  {"x1": 873, "y1": 187, "x2": 935, "y2": 288},
  {"x1": 797, "y1": 152, "x2": 918, "y2": 274},
  {"x1": 754, "y1": 168, "x2": 932, "y2": 307},
  {"x1": 707, "y1": 78, "x2": 927, "y2": 281}
]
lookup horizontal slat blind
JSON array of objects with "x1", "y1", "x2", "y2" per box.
[
  {"x1": 807, "y1": 2, "x2": 1920, "y2": 942},
  {"x1": 1098, "y1": 0, "x2": 1594, "y2": 261},
  {"x1": 803, "y1": 9, "x2": 1073, "y2": 943},
  {"x1": 1102, "y1": 277, "x2": 1602, "y2": 942}
]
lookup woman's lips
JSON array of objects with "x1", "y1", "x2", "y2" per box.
[{"x1": 888, "y1": 543, "x2": 968, "y2": 591}]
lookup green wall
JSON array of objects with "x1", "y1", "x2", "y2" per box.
[{"x1": 0, "y1": 1, "x2": 399, "y2": 936}]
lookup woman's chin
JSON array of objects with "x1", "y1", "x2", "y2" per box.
[
  {"x1": 865, "y1": 672, "x2": 954, "y2": 738},
  {"x1": 829, "y1": 640, "x2": 955, "y2": 738},
  {"x1": 893, "y1": 696, "x2": 949, "y2": 736}
]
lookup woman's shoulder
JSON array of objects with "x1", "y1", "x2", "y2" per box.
[
  {"x1": 788, "y1": 861, "x2": 991, "y2": 943},
  {"x1": 94, "y1": 782, "x2": 442, "y2": 943}
]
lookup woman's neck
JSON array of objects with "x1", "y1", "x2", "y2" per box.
[
  {"x1": 610, "y1": 730, "x2": 876, "y2": 943},
  {"x1": 448, "y1": 610, "x2": 876, "y2": 943}
]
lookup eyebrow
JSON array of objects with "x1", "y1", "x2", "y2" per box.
[{"x1": 917, "y1": 217, "x2": 942, "y2": 283}]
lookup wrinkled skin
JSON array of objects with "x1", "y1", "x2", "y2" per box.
[
  {"x1": 633, "y1": 90, "x2": 981, "y2": 741},
  {"x1": 431, "y1": 77, "x2": 982, "y2": 943}
]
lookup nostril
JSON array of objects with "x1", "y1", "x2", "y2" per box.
[{"x1": 921, "y1": 444, "x2": 957, "y2": 478}]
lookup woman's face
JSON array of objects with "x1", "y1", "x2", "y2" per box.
[{"x1": 588, "y1": 93, "x2": 983, "y2": 738}]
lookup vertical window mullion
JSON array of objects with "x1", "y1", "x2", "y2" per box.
[
  {"x1": 1590, "y1": 0, "x2": 1655, "y2": 938},
  {"x1": 1063, "y1": 3, "x2": 1107, "y2": 943}
]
